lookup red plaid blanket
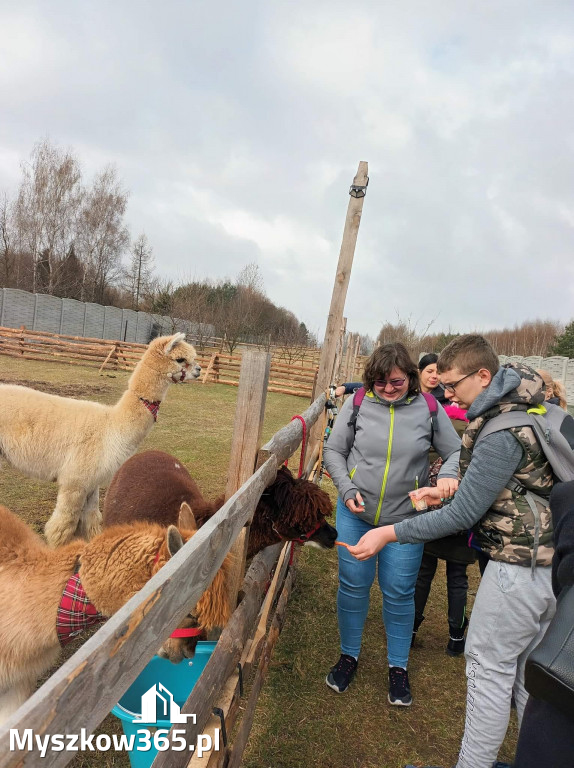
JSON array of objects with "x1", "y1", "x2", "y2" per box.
[{"x1": 56, "y1": 573, "x2": 105, "y2": 647}]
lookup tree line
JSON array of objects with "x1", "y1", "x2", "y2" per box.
[
  {"x1": 377, "y1": 317, "x2": 574, "y2": 360},
  {"x1": 0, "y1": 139, "x2": 320, "y2": 351}
]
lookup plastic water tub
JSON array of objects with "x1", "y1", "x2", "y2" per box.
[{"x1": 111, "y1": 641, "x2": 216, "y2": 768}]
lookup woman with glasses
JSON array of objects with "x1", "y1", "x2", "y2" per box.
[{"x1": 323, "y1": 343, "x2": 461, "y2": 706}]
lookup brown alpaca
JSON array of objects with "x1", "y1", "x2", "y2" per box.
[
  {"x1": 0, "y1": 504, "x2": 231, "y2": 726},
  {"x1": 103, "y1": 450, "x2": 338, "y2": 557},
  {"x1": 0, "y1": 333, "x2": 201, "y2": 547}
]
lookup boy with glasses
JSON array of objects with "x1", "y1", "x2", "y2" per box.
[{"x1": 349, "y1": 334, "x2": 558, "y2": 768}]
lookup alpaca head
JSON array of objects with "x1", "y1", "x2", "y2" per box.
[
  {"x1": 264, "y1": 466, "x2": 337, "y2": 550},
  {"x1": 149, "y1": 333, "x2": 201, "y2": 383}
]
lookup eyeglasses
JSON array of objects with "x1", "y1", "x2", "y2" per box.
[
  {"x1": 442, "y1": 370, "x2": 479, "y2": 393},
  {"x1": 373, "y1": 378, "x2": 406, "y2": 389}
]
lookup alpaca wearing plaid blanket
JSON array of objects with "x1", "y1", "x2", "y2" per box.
[
  {"x1": 0, "y1": 333, "x2": 200, "y2": 547},
  {"x1": 0, "y1": 504, "x2": 231, "y2": 726}
]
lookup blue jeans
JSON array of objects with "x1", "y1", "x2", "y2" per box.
[{"x1": 336, "y1": 498, "x2": 424, "y2": 668}]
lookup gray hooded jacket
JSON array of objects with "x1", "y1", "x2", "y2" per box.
[
  {"x1": 323, "y1": 389, "x2": 461, "y2": 527},
  {"x1": 394, "y1": 366, "x2": 531, "y2": 545}
]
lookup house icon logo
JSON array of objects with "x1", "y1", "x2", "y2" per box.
[{"x1": 133, "y1": 683, "x2": 196, "y2": 724}]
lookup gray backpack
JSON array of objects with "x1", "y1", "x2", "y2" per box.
[
  {"x1": 476, "y1": 402, "x2": 574, "y2": 570},
  {"x1": 476, "y1": 402, "x2": 574, "y2": 482}
]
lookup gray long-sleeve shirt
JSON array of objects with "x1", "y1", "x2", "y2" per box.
[{"x1": 395, "y1": 421, "x2": 523, "y2": 544}]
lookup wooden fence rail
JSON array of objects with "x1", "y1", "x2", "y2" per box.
[
  {"x1": 0, "y1": 326, "x2": 365, "y2": 396},
  {"x1": 0, "y1": 386, "x2": 328, "y2": 767}
]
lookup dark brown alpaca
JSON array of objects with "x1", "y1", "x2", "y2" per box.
[{"x1": 103, "y1": 450, "x2": 337, "y2": 558}]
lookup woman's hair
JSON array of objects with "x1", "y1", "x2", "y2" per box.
[
  {"x1": 363, "y1": 343, "x2": 419, "y2": 395},
  {"x1": 418, "y1": 352, "x2": 438, "y2": 372},
  {"x1": 536, "y1": 369, "x2": 568, "y2": 410}
]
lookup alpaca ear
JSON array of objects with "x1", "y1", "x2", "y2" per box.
[
  {"x1": 167, "y1": 525, "x2": 184, "y2": 556},
  {"x1": 178, "y1": 502, "x2": 197, "y2": 531},
  {"x1": 164, "y1": 333, "x2": 186, "y2": 354}
]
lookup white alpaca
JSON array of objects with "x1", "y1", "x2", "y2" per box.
[{"x1": 0, "y1": 332, "x2": 201, "y2": 546}]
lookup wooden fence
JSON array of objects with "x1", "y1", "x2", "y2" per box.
[
  {"x1": 0, "y1": 325, "x2": 365, "y2": 397},
  {"x1": 0, "y1": 369, "x2": 328, "y2": 767}
]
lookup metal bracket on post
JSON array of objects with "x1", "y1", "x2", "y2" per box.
[
  {"x1": 237, "y1": 662, "x2": 244, "y2": 697},
  {"x1": 349, "y1": 177, "x2": 369, "y2": 198},
  {"x1": 212, "y1": 707, "x2": 228, "y2": 747}
]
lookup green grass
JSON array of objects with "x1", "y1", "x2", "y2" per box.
[{"x1": 0, "y1": 355, "x2": 518, "y2": 768}]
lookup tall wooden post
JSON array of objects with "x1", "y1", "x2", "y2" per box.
[
  {"x1": 225, "y1": 350, "x2": 272, "y2": 606},
  {"x1": 305, "y1": 160, "x2": 369, "y2": 470}
]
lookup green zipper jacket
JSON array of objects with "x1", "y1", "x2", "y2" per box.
[{"x1": 323, "y1": 390, "x2": 461, "y2": 527}]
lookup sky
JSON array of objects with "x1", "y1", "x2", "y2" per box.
[{"x1": 1, "y1": 1, "x2": 573, "y2": 341}]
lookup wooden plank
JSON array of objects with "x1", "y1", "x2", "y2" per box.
[
  {"x1": 255, "y1": 392, "x2": 326, "y2": 470},
  {"x1": 202, "y1": 352, "x2": 218, "y2": 383},
  {"x1": 151, "y1": 543, "x2": 283, "y2": 768},
  {"x1": 225, "y1": 351, "x2": 271, "y2": 610},
  {"x1": 226, "y1": 569, "x2": 296, "y2": 768},
  {"x1": 307, "y1": 160, "x2": 368, "y2": 462},
  {"x1": 0, "y1": 458, "x2": 278, "y2": 768}
]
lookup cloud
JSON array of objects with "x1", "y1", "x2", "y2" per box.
[{"x1": 1, "y1": 0, "x2": 573, "y2": 341}]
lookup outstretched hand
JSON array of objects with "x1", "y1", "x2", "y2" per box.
[{"x1": 347, "y1": 525, "x2": 397, "y2": 560}]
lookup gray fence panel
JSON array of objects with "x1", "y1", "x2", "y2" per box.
[
  {"x1": 34, "y1": 294, "x2": 62, "y2": 333},
  {"x1": 522, "y1": 356, "x2": 543, "y2": 370},
  {"x1": 1, "y1": 288, "x2": 35, "y2": 328},
  {"x1": 135, "y1": 312, "x2": 153, "y2": 344},
  {"x1": 61, "y1": 299, "x2": 86, "y2": 336},
  {"x1": 541, "y1": 356, "x2": 568, "y2": 382},
  {"x1": 84, "y1": 303, "x2": 105, "y2": 339},
  {"x1": 103, "y1": 306, "x2": 123, "y2": 341},
  {"x1": 121, "y1": 309, "x2": 138, "y2": 342}
]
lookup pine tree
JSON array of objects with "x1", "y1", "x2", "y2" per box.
[{"x1": 550, "y1": 320, "x2": 574, "y2": 357}]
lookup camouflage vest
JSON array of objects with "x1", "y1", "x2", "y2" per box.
[{"x1": 460, "y1": 401, "x2": 555, "y2": 567}]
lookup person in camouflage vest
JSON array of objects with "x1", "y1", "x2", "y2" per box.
[{"x1": 347, "y1": 334, "x2": 557, "y2": 768}]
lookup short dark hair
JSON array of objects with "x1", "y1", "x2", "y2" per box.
[
  {"x1": 418, "y1": 352, "x2": 438, "y2": 372},
  {"x1": 437, "y1": 334, "x2": 499, "y2": 377},
  {"x1": 363, "y1": 343, "x2": 419, "y2": 395}
]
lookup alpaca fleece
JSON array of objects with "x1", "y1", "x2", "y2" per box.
[
  {"x1": 0, "y1": 504, "x2": 230, "y2": 726},
  {"x1": 0, "y1": 333, "x2": 201, "y2": 546},
  {"x1": 103, "y1": 450, "x2": 337, "y2": 557}
]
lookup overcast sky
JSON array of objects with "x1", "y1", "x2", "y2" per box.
[{"x1": 1, "y1": 1, "x2": 573, "y2": 340}]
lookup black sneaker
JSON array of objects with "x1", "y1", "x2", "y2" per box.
[
  {"x1": 388, "y1": 666, "x2": 412, "y2": 706},
  {"x1": 446, "y1": 617, "x2": 468, "y2": 657},
  {"x1": 325, "y1": 653, "x2": 358, "y2": 693}
]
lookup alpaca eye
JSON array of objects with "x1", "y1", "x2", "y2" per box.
[{"x1": 176, "y1": 358, "x2": 186, "y2": 363}]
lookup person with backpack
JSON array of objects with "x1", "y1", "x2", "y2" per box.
[
  {"x1": 418, "y1": 352, "x2": 449, "y2": 404},
  {"x1": 412, "y1": 399, "x2": 476, "y2": 656},
  {"x1": 323, "y1": 342, "x2": 461, "y2": 706},
  {"x1": 348, "y1": 334, "x2": 572, "y2": 768}
]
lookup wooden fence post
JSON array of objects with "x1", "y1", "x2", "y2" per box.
[
  {"x1": 225, "y1": 350, "x2": 272, "y2": 607},
  {"x1": 305, "y1": 160, "x2": 369, "y2": 470}
]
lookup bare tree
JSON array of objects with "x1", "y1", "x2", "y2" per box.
[
  {"x1": 14, "y1": 139, "x2": 83, "y2": 293},
  {"x1": 124, "y1": 233, "x2": 154, "y2": 310},
  {"x1": 0, "y1": 193, "x2": 17, "y2": 287},
  {"x1": 76, "y1": 165, "x2": 129, "y2": 304}
]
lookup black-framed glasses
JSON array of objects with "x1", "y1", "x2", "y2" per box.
[
  {"x1": 442, "y1": 370, "x2": 479, "y2": 393},
  {"x1": 374, "y1": 378, "x2": 406, "y2": 389}
]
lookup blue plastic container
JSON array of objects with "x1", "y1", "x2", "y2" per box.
[{"x1": 111, "y1": 641, "x2": 216, "y2": 768}]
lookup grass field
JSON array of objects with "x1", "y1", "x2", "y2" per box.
[{"x1": 0, "y1": 355, "x2": 518, "y2": 768}]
